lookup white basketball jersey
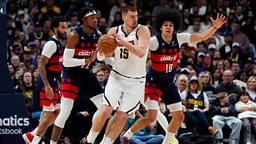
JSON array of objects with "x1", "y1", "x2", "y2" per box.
[{"x1": 113, "y1": 24, "x2": 148, "y2": 78}]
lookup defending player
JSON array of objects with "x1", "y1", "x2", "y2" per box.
[
  {"x1": 49, "y1": 7, "x2": 104, "y2": 144},
  {"x1": 123, "y1": 11, "x2": 226, "y2": 144}
]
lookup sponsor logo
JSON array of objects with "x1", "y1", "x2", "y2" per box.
[
  {"x1": 160, "y1": 55, "x2": 177, "y2": 61},
  {"x1": 76, "y1": 50, "x2": 93, "y2": 57},
  {"x1": 0, "y1": 115, "x2": 29, "y2": 127},
  {"x1": 0, "y1": 115, "x2": 30, "y2": 135}
]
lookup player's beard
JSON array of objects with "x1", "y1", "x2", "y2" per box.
[{"x1": 57, "y1": 31, "x2": 67, "y2": 40}]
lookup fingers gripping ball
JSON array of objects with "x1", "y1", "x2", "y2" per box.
[{"x1": 97, "y1": 34, "x2": 117, "y2": 55}]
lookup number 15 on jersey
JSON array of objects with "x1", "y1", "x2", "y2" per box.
[{"x1": 120, "y1": 48, "x2": 129, "y2": 59}]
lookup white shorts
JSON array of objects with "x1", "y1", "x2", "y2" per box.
[
  {"x1": 90, "y1": 93, "x2": 104, "y2": 109},
  {"x1": 42, "y1": 103, "x2": 60, "y2": 112},
  {"x1": 103, "y1": 71, "x2": 145, "y2": 113}
]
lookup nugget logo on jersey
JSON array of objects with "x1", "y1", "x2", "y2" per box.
[{"x1": 160, "y1": 55, "x2": 177, "y2": 61}]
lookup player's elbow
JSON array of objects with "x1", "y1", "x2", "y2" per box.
[
  {"x1": 137, "y1": 53, "x2": 145, "y2": 58},
  {"x1": 136, "y1": 50, "x2": 147, "y2": 58},
  {"x1": 62, "y1": 58, "x2": 72, "y2": 67}
]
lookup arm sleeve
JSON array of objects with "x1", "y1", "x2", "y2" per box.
[
  {"x1": 41, "y1": 41, "x2": 57, "y2": 58},
  {"x1": 62, "y1": 48, "x2": 85, "y2": 67},
  {"x1": 203, "y1": 92, "x2": 209, "y2": 107},
  {"x1": 149, "y1": 36, "x2": 159, "y2": 51},
  {"x1": 177, "y1": 33, "x2": 191, "y2": 46}
]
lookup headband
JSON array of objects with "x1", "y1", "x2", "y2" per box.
[{"x1": 84, "y1": 10, "x2": 97, "y2": 18}]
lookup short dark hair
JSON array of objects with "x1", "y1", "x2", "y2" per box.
[
  {"x1": 121, "y1": 5, "x2": 137, "y2": 15},
  {"x1": 239, "y1": 91, "x2": 249, "y2": 98},
  {"x1": 154, "y1": 10, "x2": 181, "y2": 32},
  {"x1": 51, "y1": 17, "x2": 67, "y2": 31}
]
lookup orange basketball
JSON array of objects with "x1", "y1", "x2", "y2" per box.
[{"x1": 97, "y1": 34, "x2": 117, "y2": 55}]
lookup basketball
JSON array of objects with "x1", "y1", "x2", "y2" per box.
[{"x1": 97, "y1": 34, "x2": 117, "y2": 55}]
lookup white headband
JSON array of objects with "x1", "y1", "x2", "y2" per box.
[{"x1": 84, "y1": 10, "x2": 97, "y2": 18}]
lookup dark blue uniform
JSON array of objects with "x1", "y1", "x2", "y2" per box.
[
  {"x1": 60, "y1": 26, "x2": 103, "y2": 100},
  {"x1": 185, "y1": 91, "x2": 205, "y2": 110},
  {"x1": 38, "y1": 38, "x2": 63, "y2": 107},
  {"x1": 145, "y1": 33, "x2": 181, "y2": 105}
]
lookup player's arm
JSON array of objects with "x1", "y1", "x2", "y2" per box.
[
  {"x1": 38, "y1": 56, "x2": 50, "y2": 86},
  {"x1": 62, "y1": 31, "x2": 87, "y2": 67},
  {"x1": 190, "y1": 13, "x2": 226, "y2": 43},
  {"x1": 38, "y1": 41, "x2": 57, "y2": 99},
  {"x1": 146, "y1": 36, "x2": 159, "y2": 67},
  {"x1": 115, "y1": 26, "x2": 150, "y2": 58}
]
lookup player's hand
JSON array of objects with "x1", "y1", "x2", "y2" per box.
[
  {"x1": 45, "y1": 84, "x2": 54, "y2": 100},
  {"x1": 210, "y1": 13, "x2": 226, "y2": 29},
  {"x1": 80, "y1": 111, "x2": 90, "y2": 117},
  {"x1": 84, "y1": 50, "x2": 98, "y2": 68},
  {"x1": 114, "y1": 34, "x2": 127, "y2": 47}
]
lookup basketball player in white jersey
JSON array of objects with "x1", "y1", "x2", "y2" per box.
[{"x1": 85, "y1": 6, "x2": 151, "y2": 144}]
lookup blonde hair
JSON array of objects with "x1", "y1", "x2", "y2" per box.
[
  {"x1": 247, "y1": 76, "x2": 256, "y2": 84},
  {"x1": 199, "y1": 71, "x2": 213, "y2": 87},
  {"x1": 216, "y1": 92, "x2": 228, "y2": 100},
  {"x1": 246, "y1": 76, "x2": 256, "y2": 90}
]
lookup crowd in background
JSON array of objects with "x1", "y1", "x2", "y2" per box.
[{"x1": 6, "y1": 0, "x2": 256, "y2": 143}]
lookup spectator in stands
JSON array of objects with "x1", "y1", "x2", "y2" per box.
[
  {"x1": 108, "y1": 0, "x2": 126, "y2": 27},
  {"x1": 184, "y1": 76, "x2": 217, "y2": 135},
  {"x1": 176, "y1": 74, "x2": 189, "y2": 101},
  {"x1": 229, "y1": 42, "x2": 241, "y2": 63},
  {"x1": 10, "y1": 55, "x2": 21, "y2": 70},
  {"x1": 223, "y1": 59, "x2": 232, "y2": 70},
  {"x1": 212, "y1": 69, "x2": 222, "y2": 88},
  {"x1": 16, "y1": 71, "x2": 34, "y2": 112},
  {"x1": 111, "y1": 12, "x2": 122, "y2": 27},
  {"x1": 238, "y1": 71, "x2": 249, "y2": 83},
  {"x1": 126, "y1": 107, "x2": 164, "y2": 144},
  {"x1": 215, "y1": 69, "x2": 242, "y2": 103},
  {"x1": 98, "y1": 17, "x2": 108, "y2": 34},
  {"x1": 244, "y1": 57, "x2": 254, "y2": 75},
  {"x1": 246, "y1": 76, "x2": 256, "y2": 102},
  {"x1": 194, "y1": 52, "x2": 206, "y2": 73},
  {"x1": 231, "y1": 19, "x2": 250, "y2": 57},
  {"x1": 212, "y1": 92, "x2": 242, "y2": 144},
  {"x1": 251, "y1": 65, "x2": 256, "y2": 76},
  {"x1": 199, "y1": 71, "x2": 215, "y2": 96},
  {"x1": 235, "y1": 91, "x2": 256, "y2": 144},
  {"x1": 220, "y1": 32, "x2": 232, "y2": 59},
  {"x1": 231, "y1": 62, "x2": 240, "y2": 79},
  {"x1": 95, "y1": 68, "x2": 106, "y2": 89},
  {"x1": 8, "y1": 63, "x2": 15, "y2": 81},
  {"x1": 216, "y1": 60, "x2": 224, "y2": 74},
  {"x1": 186, "y1": 16, "x2": 205, "y2": 34}
]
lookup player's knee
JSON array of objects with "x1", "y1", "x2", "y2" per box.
[
  {"x1": 96, "y1": 105, "x2": 113, "y2": 120},
  {"x1": 115, "y1": 111, "x2": 128, "y2": 123},
  {"x1": 42, "y1": 112, "x2": 55, "y2": 125},
  {"x1": 146, "y1": 113, "x2": 157, "y2": 123}
]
